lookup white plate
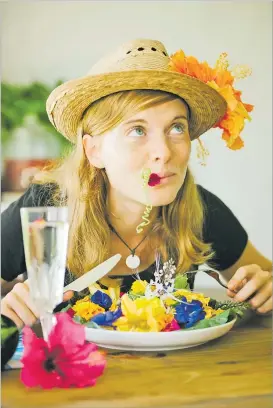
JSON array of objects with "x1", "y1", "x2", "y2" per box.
[{"x1": 85, "y1": 318, "x2": 237, "y2": 351}]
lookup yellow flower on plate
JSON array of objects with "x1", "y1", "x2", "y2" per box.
[
  {"x1": 88, "y1": 282, "x2": 120, "y2": 304},
  {"x1": 204, "y1": 306, "x2": 224, "y2": 319},
  {"x1": 164, "y1": 297, "x2": 178, "y2": 307},
  {"x1": 113, "y1": 294, "x2": 173, "y2": 332},
  {"x1": 131, "y1": 280, "x2": 148, "y2": 295},
  {"x1": 75, "y1": 296, "x2": 90, "y2": 304},
  {"x1": 72, "y1": 299, "x2": 105, "y2": 321},
  {"x1": 173, "y1": 289, "x2": 210, "y2": 307}
]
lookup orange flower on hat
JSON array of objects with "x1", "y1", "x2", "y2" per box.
[
  {"x1": 169, "y1": 50, "x2": 215, "y2": 83},
  {"x1": 169, "y1": 50, "x2": 253, "y2": 150}
]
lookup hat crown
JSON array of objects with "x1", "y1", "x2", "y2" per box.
[{"x1": 88, "y1": 39, "x2": 170, "y2": 75}]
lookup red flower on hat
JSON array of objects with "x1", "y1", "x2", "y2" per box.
[{"x1": 20, "y1": 313, "x2": 106, "y2": 389}]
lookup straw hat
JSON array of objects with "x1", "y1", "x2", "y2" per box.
[{"x1": 46, "y1": 39, "x2": 227, "y2": 142}]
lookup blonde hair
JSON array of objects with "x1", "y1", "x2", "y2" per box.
[{"x1": 35, "y1": 90, "x2": 213, "y2": 277}]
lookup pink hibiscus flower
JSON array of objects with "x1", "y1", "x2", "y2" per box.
[{"x1": 21, "y1": 313, "x2": 106, "y2": 389}]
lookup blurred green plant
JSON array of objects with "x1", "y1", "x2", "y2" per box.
[{"x1": 1, "y1": 81, "x2": 72, "y2": 153}]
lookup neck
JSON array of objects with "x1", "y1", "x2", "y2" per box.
[{"x1": 107, "y1": 189, "x2": 159, "y2": 239}]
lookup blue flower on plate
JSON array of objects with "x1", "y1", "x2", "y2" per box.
[
  {"x1": 175, "y1": 297, "x2": 206, "y2": 328},
  {"x1": 91, "y1": 308, "x2": 122, "y2": 327},
  {"x1": 91, "y1": 290, "x2": 112, "y2": 310}
]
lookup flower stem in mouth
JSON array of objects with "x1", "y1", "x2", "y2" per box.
[{"x1": 148, "y1": 173, "x2": 161, "y2": 187}]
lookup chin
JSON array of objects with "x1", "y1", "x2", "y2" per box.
[{"x1": 149, "y1": 189, "x2": 180, "y2": 207}]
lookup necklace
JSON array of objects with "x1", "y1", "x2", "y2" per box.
[{"x1": 109, "y1": 224, "x2": 151, "y2": 270}]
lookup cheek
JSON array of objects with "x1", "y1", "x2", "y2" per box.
[
  {"x1": 175, "y1": 140, "x2": 191, "y2": 164},
  {"x1": 101, "y1": 143, "x2": 144, "y2": 186},
  {"x1": 103, "y1": 134, "x2": 144, "y2": 169}
]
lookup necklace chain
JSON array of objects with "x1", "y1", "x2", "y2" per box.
[{"x1": 109, "y1": 224, "x2": 150, "y2": 256}]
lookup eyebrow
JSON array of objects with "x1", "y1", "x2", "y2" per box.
[{"x1": 123, "y1": 115, "x2": 188, "y2": 126}]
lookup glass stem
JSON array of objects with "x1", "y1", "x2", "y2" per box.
[{"x1": 40, "y1": 312, "x2": 57, "y2": 343}]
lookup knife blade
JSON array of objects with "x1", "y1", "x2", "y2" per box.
[{"x1": 63, "y1": 254, "x2": 122, "y2": 293}]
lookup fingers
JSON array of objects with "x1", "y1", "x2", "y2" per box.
[
  {"x1": 233, "y1": 275, "x2": 268, "y2": 302},
  {"x1": 257, "y1": 297, "x2": 273, "y2": 314},
  {"x1": 1, "y1": 301, "x2": 24, "y2": 329},
  {"x1": 227, "y1": 265, "x2": 258, "y2": 292},
  {"x1": 249, "y1": 280, "x2": 272, "y2": 310},
  {"x1": 13, "y1": 282, "x2": 40, "y2": 317},
  {"x1": 2, "y1": 292, "x2": 37, "y2": 329},
  {"x1": 227, "y1": 278, "x2": 247, "y2": 298},
  {"x1": 1, "y1": 282, "x2": 40, "y2": 329},
  {"x1": 63, "y1": 290, "x2": 74, "y2": 302},
  {"x1": 1, "y1": 281, "x2": 74, "y2": 330},
  {"x1": 228, "y1": 266, "x2": 271, "y2": 302}
]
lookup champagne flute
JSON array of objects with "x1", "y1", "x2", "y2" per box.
[{"x1": 20, "y1": 207, "x2": 69, "y2": 342}]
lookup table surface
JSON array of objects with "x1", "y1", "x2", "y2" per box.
[{"x1": 2, "y1": 315, "x2": 272, "y2": 408}]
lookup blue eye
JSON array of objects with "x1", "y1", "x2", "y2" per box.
[
  {"x1": 129, "y1": 126, "x2": 145, "y2": 137},
  {"x1": 171, "y1": 123, "x2": 186, "y2": 134}
]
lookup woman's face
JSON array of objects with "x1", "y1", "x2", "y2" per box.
[{"x1": 84, "y1": 98, "x2": 191, "y2": 207}]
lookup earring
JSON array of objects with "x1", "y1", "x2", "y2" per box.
[{"x1": 196, "y1": 138, "x2": 209, "y2": 166}]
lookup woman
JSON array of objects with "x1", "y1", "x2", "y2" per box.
[{"x1": 1, "y1": 38, "x2": 272, "y2": 330}]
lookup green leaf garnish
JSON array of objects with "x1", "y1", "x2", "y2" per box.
[
  {"x1": 212, "y1": 299, "x2": 251, "y2": 318},
  {"x1": 60, "y1": 304, "x2": 72, "y2": 313},
  {"x1": 85, "y1": 321, "x2": 101, "y2": 329},
  {"x1": 127, "y1": 292, "x2": 143, "y2": 300},
  {"x1": 73, "y1": 315, "x2": 86, "y2": 324},
  {"x1": 174, "y1": 274, "x2": 190, "y2": 290},
  {"x1": 186, "y1": 310, "x2": 231, "y2": 330}
]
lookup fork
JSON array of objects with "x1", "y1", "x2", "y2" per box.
[
  {"x1": 185, "y1": 269, "x2": 229, "y2": 290},
  {"x1": 185, "y1": 269, "x2": 254, "y2": 300}
]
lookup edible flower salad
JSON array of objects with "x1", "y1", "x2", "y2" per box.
[{"x1": 62, "y1": 259, "x2": 249, "y2": 332}]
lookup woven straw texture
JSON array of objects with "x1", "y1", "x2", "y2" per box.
[{"x1": 46, "y1": 39, "x2": 227, "y2": 142}]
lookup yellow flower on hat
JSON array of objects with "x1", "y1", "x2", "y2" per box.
[{"x1": 113, "y1": 294, "x2": 173, "y2": 332}]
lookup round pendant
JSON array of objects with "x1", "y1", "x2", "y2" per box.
[{"x1": 126, "y1": 254, "x2": 140, "y2": 269}]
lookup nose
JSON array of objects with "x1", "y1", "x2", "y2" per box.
[{"x1": 149, "y1": 135, "x2": 172, "y2": 164}]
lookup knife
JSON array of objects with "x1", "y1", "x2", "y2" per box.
[{"x1": 63, "y1": 254, "x2": 122, "y2": 293}]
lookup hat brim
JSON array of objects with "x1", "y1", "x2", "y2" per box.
[{"x1": 46, "y1": 70, "x2": 227, "y2": 142}]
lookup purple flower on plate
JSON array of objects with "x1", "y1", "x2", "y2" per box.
[
  {"x1": 91, "y1": 308, "x2": 122, "y2": 327},
  {"x1": 175, "y1": 297, "x2": 205, "y2": 328},
  {"x1": 91, "y1": 290, "x2": 112, "y2": 310}
]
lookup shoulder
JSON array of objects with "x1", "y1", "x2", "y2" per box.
[
  {"x1": 196, "y1": 183, "x2": 240, "y2": 228},
  {"x1": 196, "y1": 184, "x2": 248, "y2": 270},
  {"x1": 197, "y1": 184, "x2": 224, "y2": 208},
  {"x1": 196, "y1": 184, "x2": 236, "y2": 219},
  {"x1": 21, "y1": 182, "x2": 59, "y2": 207},
  {"x1": 1, "y1": 182, "x2": 60, "y2": 282},
  {"x1": 2, "y1": 182, "x2": 58, "y2": 222}
]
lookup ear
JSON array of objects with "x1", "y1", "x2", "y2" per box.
[{"x1": 82, "y1": 134, "x2": 104, "y2": 169}]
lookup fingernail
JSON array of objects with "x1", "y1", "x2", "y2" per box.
[{"x1": 228, "y1": 279, "x2": 237, "y2": 289}]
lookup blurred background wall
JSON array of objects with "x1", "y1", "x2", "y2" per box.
[{"x1": 1, "y1": 1, "x2": 272, "y2": 269}]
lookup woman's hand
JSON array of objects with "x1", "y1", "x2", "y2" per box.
[
  {"x1": 1, "y1": 280, "x2": 74, "y2": 329},
  {"x1": 227, "y1": 264, "x2": 272, "y2": 314}
]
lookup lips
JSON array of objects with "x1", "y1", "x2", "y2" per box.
[
  {"x1": 159, "y1": 172, "x2": 175, "y2": 179},
  {"x1": 147, "y1": 172, "x2": 176, "y2": 187}
]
